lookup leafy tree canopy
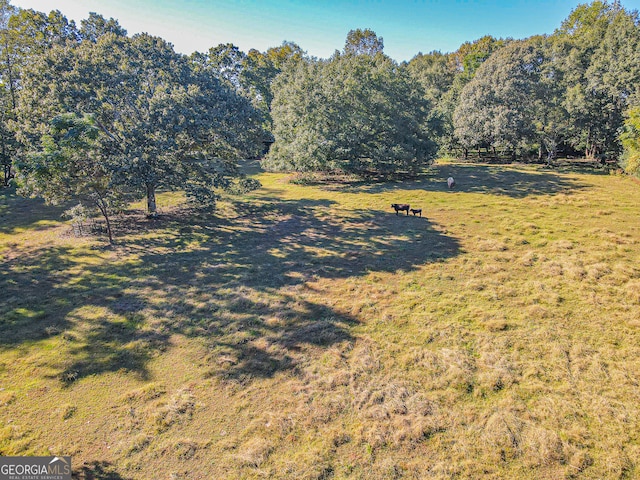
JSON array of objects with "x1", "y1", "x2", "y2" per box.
[
  {"x1": 265, "y1": 43, "x2": 438, "y2": 176},
  {"x1": 344, "y1": 28, "x2": 384, "y2": 56},
  {"x1": 14, "y1": 25, "x2": 265, "y2": 219},
  {"x1": 620, "y1": 106, "x2": 640, "y2": 176}
]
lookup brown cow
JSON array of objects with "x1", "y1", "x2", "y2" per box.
[{"x1": 410, "y1": 208, "x2": 422, "y2": 217}]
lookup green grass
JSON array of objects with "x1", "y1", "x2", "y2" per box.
[{"x1": 1, "y1": 162, "x2": 639, "y2": 479}]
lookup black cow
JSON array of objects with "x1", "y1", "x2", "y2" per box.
[{"x1": 391, "y1": 203, "x2": 410, "y2": 216}]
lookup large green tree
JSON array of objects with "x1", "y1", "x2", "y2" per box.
[
  {"x1": 266, "y1": 42, "x2": 438, "y2": 175},
  {"x1": 620, "y1": 106, "x2": 640, "y2": 176},
  {"x1": 191, "y1": 40, "x2": 305, "y2": 134},
  {"x1": 554, "y1": 1, "x2": 640, "y2": 158},
  {"x1": 191, "y1": 43, "x2": 246, "y2": 91},
  {"x1": 408, "y1": 35, "x2": 508, "y2": 156},
  {"x1": 0, "y1": 0, "x2": 15, "y2": 186},
  {"x1": 15, "y1": 28, "x2": 264, "y2": 216},
  {"x1": 453, "y1": 38, "x2": 545, "y2": 159},
  {"x1": 16, "y1": 113, "x2": 125, "y2": 243},
  {"x1": 406, "y1": 50, "x2": 456, "y2": 153},
  {"x1": 344, "y1": 28, "x2": 384, "y2": 56},
  {"x1": 1, "y1": 4, "x2": 78, "y2": 185},
  {"x1": 453, "y1": 2, "x2": 639, "y2": 163},
  {"x1": 79, "y1": 11, "x2": 126, "y2": 42}
]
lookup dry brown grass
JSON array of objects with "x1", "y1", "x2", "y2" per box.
[{"x1": 1, "y1": 163, "x2": 640, "y2": 478}]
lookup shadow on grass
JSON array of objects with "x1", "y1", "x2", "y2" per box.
[
  {"x1": 0, "y1": 196, "x2": 460, "y2": 384},
  {"x1": 0, "y1": 185, "x2": 67, "y2": 234},
  {"x1": 334, "y1": 164, "x2": 589, "y2": 197},
  {"x1": 0, "y1": 245, "x2": 166, "y2": 384},
  {"x1": 73, "y1": 461, "x2": 130, "y2": 480}
]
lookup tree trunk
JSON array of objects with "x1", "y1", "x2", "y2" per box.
[
  {"x1": 3, "y1": 164, "x2": 10, "y2": 186},
  {"x1": 463, "y1": 148, "x2": 468, "y2": 160},
  {"x1": 96, "y1": 200, "x2": 114, "y2": 245},
  {"x1": 1, "y1": 137, "x2": 10, "y2": 186},
  {"x1": 146, "y1": 183, "x2": 157, "y2": 216},
  {"x1": 104, "y1": 211, "x2": 113, "y2": 245},
  {"x1": 585, "y1": 128, "x2": 595, "y2": 160},
  {"x1": 546, "y1": 146, "x2": 555, "y2": 165}
]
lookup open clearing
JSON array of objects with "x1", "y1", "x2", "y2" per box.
[{"x1": 1, "y1": 162, "x2": 639, "y2": 479}]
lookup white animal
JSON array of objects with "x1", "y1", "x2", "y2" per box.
[{"x1": 447, "y1": 176, "x2": 455, "y2": 189}]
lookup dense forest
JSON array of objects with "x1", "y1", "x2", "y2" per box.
[{"x1": 0, "y1": 0, "x2": 639, "y2": 234}]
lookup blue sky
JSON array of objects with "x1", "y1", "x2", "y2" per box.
[{"x1": 9, "y1": 0, "x2": 640, "y2": 61}]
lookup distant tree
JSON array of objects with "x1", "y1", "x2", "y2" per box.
[
  {"x1": 406, "y1": 50, "x2": 456, "y2": 152},
  {"x1": 620, "y1": 106, "x2": 640, "y2": 176},
  {"x1": 79, "y1": 11, "x2": 126, "y2": 42},
  {"x1": 190, "y1": 41, "x2": 306, "y2": 133},
  {"x1": 453, "y1": 2, "x2": 639, "y2": 163},
  {"x1": 256, "y1": 41, "x2": 306, "y2": 110},
  {"x1": 344, "y1": 28, "x2": 384, "y2": 56},
  {"x1": 452, "y1": 35, "x2": 508, "y2": 83},
  {"x1": 192, "y1": 42, "x2": 246, "y2": 90},
  {"x1": 410, "y1": 35, "x2": 508, "y2": 157},
  {"x1": 451, "y1": 77, "x2": 491, "y2": 157},
  {"x1": 266, "y1": 49, "x2": 438, "y2": 176},
  {"x1": 587, "y1": 4, "x2": 640, "y2": 106},
  {"x1": 8, "y1": 8, "x2": 78, "y2": 56},
  {"x1": 554, "y1": 1, "x2": 638, "y2": 158},
  {"x1": 407, "y1": 51, "x2": 455, "y2": 105},
  {"x1": 0, "y1": 0, "x2": 16, "y2": 186},
  {"x1": 266, "y1": 40, "x2": 305, "y2": 69},
  {"x1": 262, "y1": 59, "x2": 326, "y2": 172},
  {"x1": 529, "y1": 36, "x2": 571, "y2": 162},
  {"x1": 242, "y1": 48, "x2": 279, "y2": 122},
  {"x1": 453, "y1": 38, "x2": 550, "y2": 159}
]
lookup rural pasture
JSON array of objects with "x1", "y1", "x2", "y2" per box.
[{"x1": 1, "y1": 162, "x2": 639, "y2": 479}]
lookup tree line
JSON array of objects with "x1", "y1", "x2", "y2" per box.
[
  {"x1": 0, "y1": 1, "x2": 639, "y2": 241},
  {"x1": 264, "y1": 2, "x2": 640, "y2": 173}
]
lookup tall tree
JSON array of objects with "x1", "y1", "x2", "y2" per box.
[
  {"x1": 15, "y1": 28, "x2": 264, "y2": 216},
  {"x1": 453, "y1": 38, "x2": 551, "y2": 159},
  {"x1": 529, "y1": 36, "x2": 571, "y2": 162},
  {"x1": 192, "y1": 43, "x2": 246, "y2": 91},
  {"x1": 344, "y1": 28, "x2": 384, "y2": 56},
  {"x1": 554, "y1": 1, "x2": 638, "y2": 158},
  {"x1": 452, "y1": 35, "x2": 508, "y2": 84},
  {"x1": 265, "y1": 41, "x2": 305, "y2": 70},
  {"x1": 620, "y1": 106, "x2": 640, "y2": 176},
  {"x1": 16, "y1": 113, "x2": 126, "y2": 243},
  {"x1": 190, "y1": 41, "x2": 306, "y2": 133},
  {"x1": 0, "y1": 4, "x2": 79, "y2": 185},
  {"x1": 266, "y1": 48, "x2": 437, "y2": 176},
  {"x1": 410, "y1": 35, "x2": 508, "y2": 157},
  {"x1": 407, "y1": 50, "x2": 456, "y2": 153},
  {"x1": 79, "y1": 11, "x2": 126, "y2": 42},
  {"x1": 242, "y1": 48, "x2": 278, "y2": 121},
  {"x1": 0, "y1": 0, "x2": 16, "y2": 185}
]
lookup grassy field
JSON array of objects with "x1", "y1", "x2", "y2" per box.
[{"x1": 1, "y1": 161, "x2": 639, "y2": 479}]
